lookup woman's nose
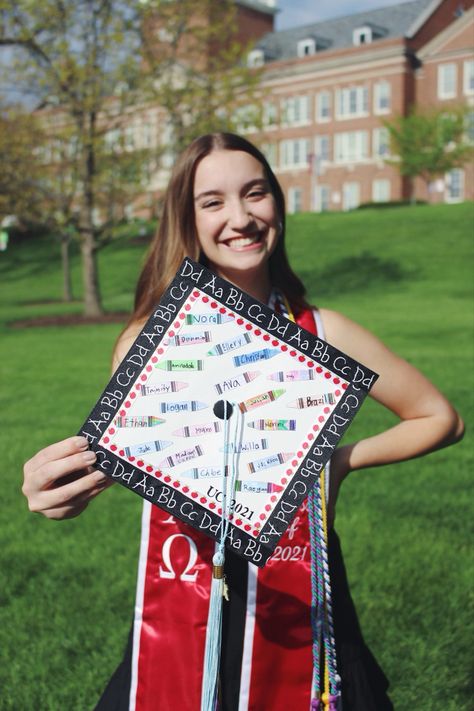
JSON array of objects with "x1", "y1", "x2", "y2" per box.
[{"x1": 228, "y1": 199, "x2": 252, "y2": 230}]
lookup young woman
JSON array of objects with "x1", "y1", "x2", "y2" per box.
[{"x1": 23, "y1": 133, "x2": 464, "y2": 711}]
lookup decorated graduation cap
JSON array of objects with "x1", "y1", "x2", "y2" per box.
[{"x1": 79, "y1": 258, "x2": 378, "y2": 711}]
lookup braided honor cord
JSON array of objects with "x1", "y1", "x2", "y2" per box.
[{"x1": 270, "y1": 291, "x2": 341, "y2": 711}]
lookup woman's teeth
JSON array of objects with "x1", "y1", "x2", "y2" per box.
[{"x1": 225, "y1": 234, "x2": 261, "y2": 248}]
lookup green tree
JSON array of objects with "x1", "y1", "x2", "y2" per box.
[
  {"x1": 0, "y1": 0, "x2": 262, "y2": 316},
  {"x1": 384, "y1": 106, "x2": 474, "y2": 203},
  {"x1": 0, "y1": 104, "x2": 45, "y2": 219},
  {"x1": 0, "y1": 1, "x2": 148, "y2": 315}
]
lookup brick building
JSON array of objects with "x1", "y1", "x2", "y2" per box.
[{"x1": 233, "y1": 0, "x2": 474, "y2": 211}]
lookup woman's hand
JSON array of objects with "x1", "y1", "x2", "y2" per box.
[{"x1": 23, "y1": 436, "x2": 111, "y2": 520}]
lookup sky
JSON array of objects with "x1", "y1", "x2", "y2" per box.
[{"x1": 275, "y1": 0, "x2": 412, "y2": 30}]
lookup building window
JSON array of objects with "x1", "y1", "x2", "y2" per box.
[
  {"x1": 342, "y1": 182, "x2": 360, "y2": 210},
  {"x1": 374, "y1": 81, "x2": 391, "y2": 114},
  {"x1": 247, "y1": 49, "x2": 264, "y2": 67},
  {"x1": 373, "y1": 127, "x2": 390, "y2": 158},
  {"x1": 288, "y1": 187, "x2": 303, "y2": 214},
  {"x1": 234, "y1": 104, "x2": 258, "y2": 133},
  {"x1": 314, "y1": 185, "x2": 330, "y2": 212},
  {"x1": 316, "y1": 91, "x2": 331, "y2": 122},
  {"x1": 372, "y1": 179, "x2": 391, "y2": 202},
  {"x1": 315, "y1": 135, "x2": 331, "y2": 162},
  {"x1": 438, "y1": 63, "x2": 457, "y2": 99},
  {"x1": 263, "y1": 102, "x2": 278, "y2": 129},
  {"x1": 465, "y1": 110, "x2": 474, "y2": 144},
  {"x1": 297, "y1": 38, "x2": 316, "y2": 57},
  {"x1": 463, "y1": 60, "x2": 474, "y2": 95},
  {"x1": 445, "y1": 169, "x2": 464, "y2": 203},
  {"x1": 353, "y1": 26, "x2": 372, "y2": 46},
  {"x1": 261, "y1": 142, "x2": 277, "y2": 169},
  {"x1": 336, "y1": 86, "x2": 369, "y2": 119},
  {"x1": 281, "y1": 96, "x2": 310, "y2": 126},
  {"x1": 335, "y1": 131, "x2": 369, "y2": 163},
  {"x1": 280, "y1": 138, "x2": 311, "y2": 169}
]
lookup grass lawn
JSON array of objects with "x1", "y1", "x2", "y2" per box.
[{"x1": 0, "y1": 203, "x2": 473, "y2": 709}]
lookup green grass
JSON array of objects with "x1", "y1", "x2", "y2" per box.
[{"x1": 1, "y1": 203, "x2": 473, "y2": 709}]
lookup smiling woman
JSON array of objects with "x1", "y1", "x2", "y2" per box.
[
  {"x1": 193, "y1": 150, "x2": 280, "y2": 300},
  {"x1": 22, "y1": 132, "x2": 463, "y2": 711}
]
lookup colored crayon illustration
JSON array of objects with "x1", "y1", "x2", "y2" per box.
[
  {"x1": 158, "y1": 445, "x2": 204, "y2": 469},
  {"x1": 158, "y1": 400, "x2": 207, "y2": 414},
  {"x1": 208, "y1": 332, "x2": 251, "y2": 356},
  {"x1": 140, "y1": 382, "x2": 188, "y2": 395},
  {"x1": 124, "y1": 439, "x2": 172, "y2": 457},
  {"x1": 115, "y1": 416, "x2": 166, "y2": 427},
  {"x1": 247, "y1": 419, "x2": 297, "y2": 431},
  {"x1": 287, "y1": 393, "x2": 336, "y2": 409},
  {"x1": 172, "y1": 422, "x2": 221, "y2": 437},
  {"x1": 220, "y1": 438, "x2": 269, "y2": 453},
  {"x1": 233, "y1": 348, "x2": 279, "y2": 367},
  {"x1": 268, "y1": 369, "x2": 317, "y2": 382},
  {"x1": 180, "y1": 466, "x2": 229, "y2": 479},
  {"x1": 239, "y1": 389, "x2": 285, "y2": 413},
  {"x1": 248, "y1": 452, "x2": 293, "y2": 474},
  {"x1": 166, "y1": 331, "x2": 211, "y2": 347},
  {"x1": 214, "y1": 371, "x2": 259, "y2": 395},
  {"x1": 186, "y1": 313, "x2": 234, "y2": 326},
  {"x1": 235, "y1": 481, "x2": 283, "y2": 494},
  {"x1": 155, "y1": 360, "x2": 203, "y2": 371}
]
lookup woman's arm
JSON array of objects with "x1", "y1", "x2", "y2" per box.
[
  {"x1": 22, "y1": 322, "x2": 143, "y2": 520},
  {"x1": 319, "y1": 308, "x2": 464, "y2": 522}
]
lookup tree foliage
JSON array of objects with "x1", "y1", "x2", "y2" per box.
[
  {"x1": 138, "y1": 0, "x2": 263, "y2": 154},
  {"x1": 384, "y1": 106, "x2": 474, "y2": 200},
  {"x1": 0, "y1": 104, "x2": 45, "y2": 220},
  {"x1": 0, "y1": 0, "x2": 260, "y2": 315}
]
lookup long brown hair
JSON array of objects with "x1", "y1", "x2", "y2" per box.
[{"x1": 132, "y1": 132, "x2": 308, "y2": 323}]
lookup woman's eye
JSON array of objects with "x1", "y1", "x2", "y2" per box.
[
  {"x1": 201, "y1": 199, "x2": 222, "y2": 209},
  {"x1": 247, "y1": 189, "x2": 266, "y2": 199}
]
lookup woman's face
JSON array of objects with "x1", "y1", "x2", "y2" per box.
[{"x1": 193, "y1": 149, "x2": 279, "y2": 288}]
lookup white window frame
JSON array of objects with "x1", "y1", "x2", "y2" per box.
[
  {"x1": 281, "y1": 96, "x2": 311, "y2": 127},
  {"x1": 438, "y1": 63, "x2": 457, "y2": 100},
  {"x1": 373, "y1": 81, "x2": 391, "y2": 115},
  {"x1": 335, "y1": 86, "x2": 369, "y2": 120},
  {"x1": 372, "y1": 179, "x2": 391, "y2": 203},
  {"x1": 372, "y1": 127, "x2": 390, "y2": 159},
  {"x1": 288, "y1": 186, "x2": 303, "y2": 214},
  {"x1": 353, "y1": 26, "x2": 372, "y2": 46},
  {"x1": 316, "y1": 91, "x2": 331, "y2": 123},
  {"x1": 280, "y1": 138, "x2": 311, "y2": 170},
  {"x1": 445, "y1": 168, "x2": 464, "y2": 203},
  {"x1": 314, "y1": 184, "x2": 331, "y2": 212},
  {"x1": 334, "y1": 131, "x2": 369, "y2": 164},
  {"x1": 261, "y1": 142, "x2": 277, "y2": 169},
  {"x1": 463, "y1": 60, "x2": 474, "y2": 96},
  {"x1": 342, "y1": 182, "x2": 360, "y2": 211},
  {"x1": 247, "y1": 49, "x2": 264, "y2": 68},
  {"x1": 315, "y1": 134, "x2": 331, "y2": 162},
  {"x1": 263, "y1": 101, "x2": 278, "y2": 129},
  {"x1": 297, "y1": 38, "x2": 316, "y2": 58}
]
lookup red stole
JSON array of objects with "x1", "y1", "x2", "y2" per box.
[{"x1": 129, "y1": 308, "x2": 321, "y2": 711}]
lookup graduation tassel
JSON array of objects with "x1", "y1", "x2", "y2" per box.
[
  {"x1": 201, "y1": 549, "x2": 226, "y2": 711},
  {"x1": 201, "y1": 400, "x2": 241, "y2": 711}
]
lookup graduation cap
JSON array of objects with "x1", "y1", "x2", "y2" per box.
[
  {"x1": 79, "y1": 257, "x2": 377, "y2": 567},
  {"x1": 79, "y1": 257, "x2": 378, "y2": 710}
]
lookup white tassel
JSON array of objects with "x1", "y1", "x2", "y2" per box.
[{"x1": 201, "y1": 550, "x2": 225, "y2": 711}]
